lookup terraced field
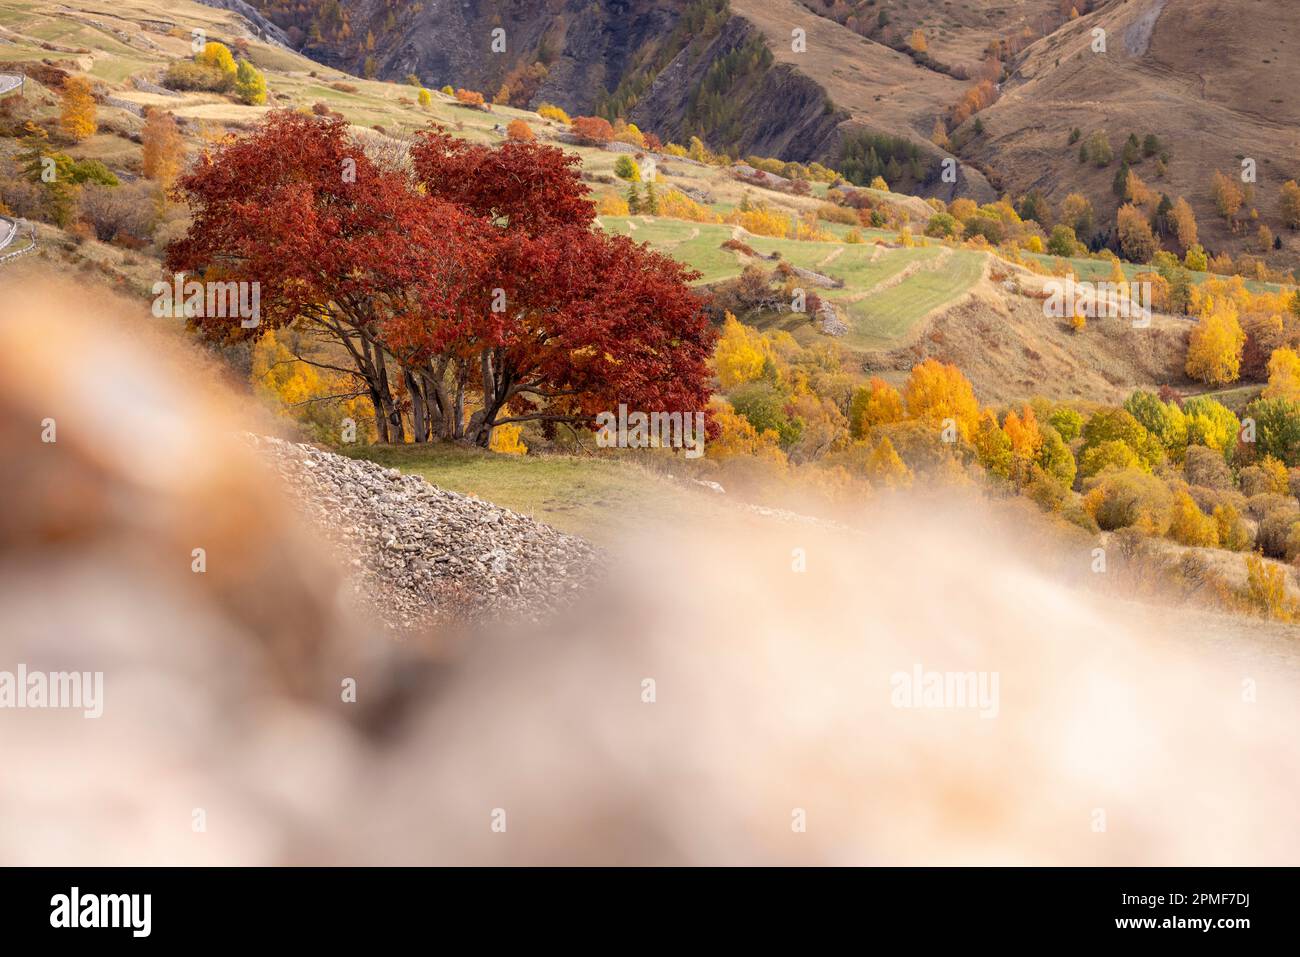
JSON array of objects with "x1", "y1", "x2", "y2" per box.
[
  {"x1": 841, "y1": 248, "x2": 988, "y2": 349},
  {"x1": 599, "y1": 216, "x2": 989, "y2": 349}
]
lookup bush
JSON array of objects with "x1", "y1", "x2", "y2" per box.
[
  {"x1": 1047, "y1": 224, "x2": 1078, "y2": 256},
  {"x1": 78, "y1": 181, "x2": 157, "y2": 243},
  {"x1": 1255, "y1": 506, "x2": 1300, "y2": 559},
  {"x1": 729, "y1": 382, "x2": 802, "y2": 448},
  {"x1": 163, "y1": 60, "x2": 231, "y2": 92},
  {"x1": 1082, "y1": 467, "x2": 1174, "y2": 533},
  {"x1": 1245, "y1": 492, "x2": 1295, "y2": 522},
  {"x1": 505, "y1": 119, "x2": 534, "y2": 141},
  {"x1": 1168, "y1": 489, "x2": 1219, "y2": 547},
  {"x1": 571, "y1": 116, "x2": 614, "y2": 145},
  {"x1": 924, "y1": 212, "x2": 959, "y2": 239},
  {"x1": 1214, "y1": 503, "x2": 1253, "y2": 551},
  {"x1": 659, "y1": 190, "x2": 719, "y2": 223},
  {"x1": 1239, "y1": 461, "x2": 1289, "y2": 498},
  {"x1": 537, "y1": 103, "x2": 570, "y2": 124},
  {"x1": 1183, "y1": 444, "x2": 1234, "y2": 490},
  {"x1": 1244, "y1": 553, "x2": 1298, "y2": 621},
  {"x1": 454, "y1": 88, "x2": 486, "y2": 107},
  {"x1": 817, "y1": 203, "x2": 858, "y2": 225},
  {"x1": 596, "y1": 194, "x2": 629, "y2": 216},
  {"x1": 234, "y1": 59, "x2": 267, "y2": 105},
  {"x1": 733, "y1": 207, "x2": 792, "y2": 239},
  {"x1": 613, "y1": 155, "x2": 640, "y2": 181}
]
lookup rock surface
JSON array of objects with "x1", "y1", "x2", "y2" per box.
[{"x1": 250, "y1": 435, "x2": 597, "y2": 631}]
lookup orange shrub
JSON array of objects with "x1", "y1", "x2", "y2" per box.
[{"x1": 571, "y1": 115, "x2": 614, "y2": 145}]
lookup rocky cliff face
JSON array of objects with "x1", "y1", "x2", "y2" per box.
[
  {"x1": 627, "y1": 15, "x2": 847, "y2": 163},
  {"x1": 195, "y1": 0, "x2": 292, "y2": 46}
]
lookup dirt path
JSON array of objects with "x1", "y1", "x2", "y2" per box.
[{"x1": 819, "y1": 246, "x2": 844, "y2": 268}]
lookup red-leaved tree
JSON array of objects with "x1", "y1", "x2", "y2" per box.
[
  {"x1": 409, "y1": 127, "x2": 596, "y2": 236},
  {"x1": 385, "y1": 224, "x2": 717, "y2": 445},
  {"x1": 168, "y1": 114, "x2": 715, "y2": 447},
  {"x1": 403, "y1": 128, "x2": 716, "y2": 445},
  {"x1": 167, "y1": 111, "x2": 484, "y2": 442}
]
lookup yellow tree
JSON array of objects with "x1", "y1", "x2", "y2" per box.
[
  {"x1": 930, "y1": 117, "x2": 949, "y2": 149},
  {"x1": 1263, "y1": 347, "x2": 1300, "y2": 401},
  {"x1": 973, "y1": 410, "x2": 1013, "y2": 478},
  {"x1": 866, "y1": 436, "x2": 912, "y2": 488},
  {"x1": 1116, "y1": 203, "x2": 1157, "y2": 263},
  {"x1": 1003, "y1": 405, "x2": 1043, "y2": 483},
  {"x1": 1211, "y1": 170, "x2": 1243, "y2": 220},
  {"x1": 904, "y1": 358, "x2": 981, "y2": 441},
  {"x1": 848, "y1": 377, "x2": 905, "y2": 439},
  {"x1": 1125, "y1": 169, "x2": 1153, "y2": 207},
  {"x1": 706, "y1": 398, "x2": 787, "y2": 466},
  {"x1": 1168, "y1": 490, "x2": 1219, "y2": 547},
  {"x1": 1170, "y1": 196, "x2": 1198, "y2": 251},
  {"x1": 142, "y1": 109, "x2": 186, "y2": 187},
  {"x1": 1281, "y1": 180, "x2": 1300, "y2": 230},
  {"x1": 59, "y1": 77, "x2": 97, "y2": 142},
  {"x1": 1060, "y1": 192, "x2": 1095, "y2": 236},
  {"x1": 1185, "y1": 296, "x2": 1246, "y2": 386},
  {"x1": 234, "y1": 59, "x2": 267, "y2": 105},
  {"x1": 196, "y1": 41, "x2": 238, "y2": 77},
  {"x1": 908, "y1": 29, "x2": 928, "y2": 53},
  {"x1": 712, "y1": 312, "x2": 772, "y2": 389}
]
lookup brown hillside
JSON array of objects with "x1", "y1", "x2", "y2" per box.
[
  {"x1": 966, "y1": 0, "x2": 1300, "y2": 265},
  {"x1": 728, "y1": 0, "x2": 997, "y2": 199}
]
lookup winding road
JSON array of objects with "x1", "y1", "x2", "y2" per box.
[{"x1": 0, "y1": 214, "x2": 35, "y2": 263}]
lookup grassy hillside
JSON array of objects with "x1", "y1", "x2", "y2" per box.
[{"x1": 342, "y1": 443, "x2": 728, "y2": 545}]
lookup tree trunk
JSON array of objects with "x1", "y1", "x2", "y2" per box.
[
  {"x1": 370, "y1": 386, "x2": 392, "y2": 444},
  {"x1": 366, "y1": 337, "x2": 404, "y2": 444},
  {"x1": 404, "y1": 369, "x2": 428, "y2": 443}
]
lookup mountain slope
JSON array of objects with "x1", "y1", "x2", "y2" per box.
[{"x1": 964, "y1": 0, "x2": 1300, "y2": 261}]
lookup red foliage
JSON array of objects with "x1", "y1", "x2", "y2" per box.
[
  {"x1": 166, "y1": 111, "x2": 485, "y2": 441},
  {"x1": 168, "y1": 112, "x2": 715, "y2": 446},
  {"x1": 410, "y1": 125, "x2": 595, "y2": 236},
  {"x1": 406, "y1": 126, "x2": 714, "y2": 441}
]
